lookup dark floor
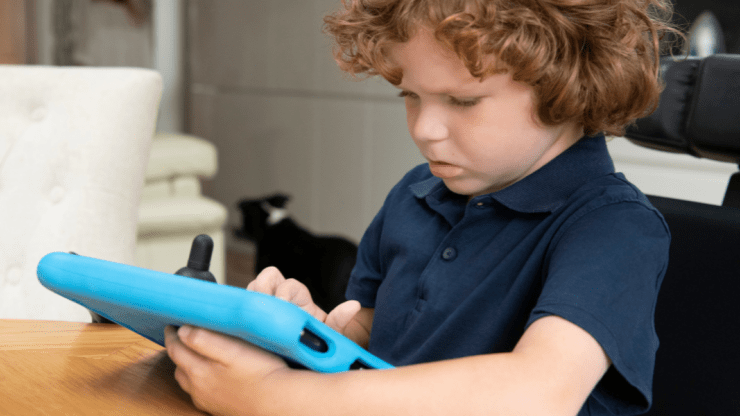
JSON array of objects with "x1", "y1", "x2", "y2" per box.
[{"x1": 225, "y1": 246, "x2": 256, "y2": 288}]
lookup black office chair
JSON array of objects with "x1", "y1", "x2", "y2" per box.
[{"x1": 625, "y1": 54, "x2": 740, "y2": 415}]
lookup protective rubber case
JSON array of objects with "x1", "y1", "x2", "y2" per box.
[{"x1": 36, "y1": 252, "x2": 393, "y2": 372}]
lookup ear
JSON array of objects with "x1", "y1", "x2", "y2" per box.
[{"x1": 266, "y1": 193, "x2": 291, "y2": 209}]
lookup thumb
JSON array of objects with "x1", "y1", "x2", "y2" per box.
[{"x1": 324, "y1": 300, "x2": 362, "y2": 334}]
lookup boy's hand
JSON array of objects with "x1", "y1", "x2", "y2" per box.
[
  {"x1": 247, "y1": 266, "x2": 364, "y2": 339},
  {"x1": 164, "y1": 324, "x2": 288, "y2": 416},
  {"x1": 165, "y1": 267, "x2": 373, "y2": 415}
]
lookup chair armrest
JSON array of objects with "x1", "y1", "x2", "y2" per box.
[{"x1": 146, "y1": 132, "x2": 218, "y2": 182}]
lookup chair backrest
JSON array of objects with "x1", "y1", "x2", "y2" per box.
[
  {"x1": 0, "y1": 65, "x2": 162, "y2": 321},
  {"x1": 625, "y1": 54, "x2": 740, "y2": 415},
  {"x1": 641, "y1": 196, "x2": 740, "y2": 415}
]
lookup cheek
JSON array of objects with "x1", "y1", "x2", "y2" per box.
[
  {"x1": 453, "y1": 113, "x2": 499, "y2": 152},
  {"x1": 462, "y1": 102, "x2": 532, "y2": 145},
  {"x1": 454, "y1": 120, "x2": 522, "y2": 167}
]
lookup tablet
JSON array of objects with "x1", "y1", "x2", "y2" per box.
[{"x1": 36, "y1": 252, "x2": 393, "y2": 372}]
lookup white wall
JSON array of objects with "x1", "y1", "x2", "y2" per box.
[
  {"x1": 187, "y1": 0, "x2": 425, "y2": 243},
  {"x1": 33, "y1": 0, "x2": 153, "y2": 67},
  {"x1": 608, "y1": 137, "x2": 736, "y2": 206},
  {"x1": 187, "y1": 0, "x2": 738, "y2": 245},
  {"x1": 153, "y1": 0, "x2": 184, "y2": 133}
]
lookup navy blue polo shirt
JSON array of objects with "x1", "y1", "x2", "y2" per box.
[{"x1": 347, "y1": 134, "x2": 670, "y2": 415}]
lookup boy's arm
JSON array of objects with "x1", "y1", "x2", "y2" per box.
[
  {"x1": 165, "y1": 314, "x2": 609, "y2": 416},
  {"x1": 282, "y1": 314, "x2": 609, "y2": 416}
]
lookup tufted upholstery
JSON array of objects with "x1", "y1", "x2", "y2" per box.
[{"x1": 0, "y1": 65, "x2": 162, "y2": 321}]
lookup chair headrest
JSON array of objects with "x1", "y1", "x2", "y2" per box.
[{"x1": 625, "y1": 54, "x2": 740, "y2": 165}]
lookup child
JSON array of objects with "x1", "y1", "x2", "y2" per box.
[{"x1": 164, "y1": 1, "x2": 680, "y2": 415}]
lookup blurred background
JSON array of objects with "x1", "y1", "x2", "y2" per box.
[{"x1": 2, "y1": 0, "x2": 738, "y2": 284}]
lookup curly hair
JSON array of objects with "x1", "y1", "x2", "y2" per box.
[{"x1": 323, "y1": 0, "x2": 682, "y2": 136}]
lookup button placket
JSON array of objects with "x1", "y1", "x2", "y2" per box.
[
  {"x1": 415, "y1": 197, "x2": 479, "y2": 310},
  {"x1": 416, "y1": 231, "x2": 460, "y2": 309}
]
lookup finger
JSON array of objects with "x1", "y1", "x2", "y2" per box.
[
  {"x1": 176, "y1": 325, "x2": 235, "y2": 365},
  {"x1": 164, "y1": 325, "x2": 209, "y2": 393},
  {"x1": 164, "y1": 325, "x2": 189, "y2": 365},
  {"x1": 173, "y1": 366, "x2": 192, "y2": 394},
  {"x1": 324, "y1": 300, "x2": 362, "y2": 333},
  {"x1": 273, "y1": 278, "x2": 310, "y2": 304},
  {"x1": 247, "y1": 266, "x2": 285, "y2": 294},
  {"x1": 165, "y1": 326, "x2": 208, "y2": 364},
  {"x1": 275, "y1": 279, "x2": 328, "y2": 321},
  {"x1": 177, "y1": 325, "x2": 276, "y2": 368},
  {"x1": 273, "y1": 279, "x2": 326, "y2": 318}
]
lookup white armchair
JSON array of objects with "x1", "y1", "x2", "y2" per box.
[
  {"x1": 135, "y1": 132, "x2": 228, "y2": 283},
  {"x1": 0, "y1": 65, "x2": 162, "y2": 321}
]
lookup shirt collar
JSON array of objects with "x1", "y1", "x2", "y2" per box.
[{"x1": 409, "y1": 134, "x2": 614, "y2": 213}]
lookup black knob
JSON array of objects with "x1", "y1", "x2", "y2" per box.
[{"x1": 176, "y1": 234, "x2": 217, "y2": 283}]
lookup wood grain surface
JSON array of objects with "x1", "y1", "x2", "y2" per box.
[{"x1": 0, "y1": 319, "x2": 206, "y2": 415}]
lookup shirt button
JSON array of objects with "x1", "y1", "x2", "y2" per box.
[{"x1": 441, "y1": 247, "x2": 457, "y2": 261}]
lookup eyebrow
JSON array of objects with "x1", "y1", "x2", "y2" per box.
[
  {"x1": 395, "y1": 84, "x2": 483, "y2": 97},
  {"x1": 395, "y1": 76, "x2": 490, "y2": 96}
]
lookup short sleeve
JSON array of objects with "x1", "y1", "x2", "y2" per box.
[
  {"x1": 528, "y1": 200, "x2": 670, "y2": 414},
  {"x1": 345, "y1": 203, "x2": 386, "y2": 308}
]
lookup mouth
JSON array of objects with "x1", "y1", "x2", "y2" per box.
[
  {"x1": 427, "y1": 160, "x2": 463, "y2": 179},
  {"x1": 427, "y1": 157, "x2": 454, "y2": 166}
]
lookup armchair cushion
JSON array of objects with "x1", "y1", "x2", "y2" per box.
[{"x1": 145, "y1": 132, "x2": 217, "y2": 183}]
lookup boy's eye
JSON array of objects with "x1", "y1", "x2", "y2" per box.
[
  {"x1": 397, "y1": 91, "x2": 480, "y2": 108},
  {"x1": 398, "y1": 91, "x2": 419, "y2": 100},
  {"x1": 448, "y1": 96, "x2": 480, "y2": 107}
]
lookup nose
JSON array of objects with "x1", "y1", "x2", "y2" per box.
[{"x1": 408, "y1": 103, "x2": 449, "y2": 142}]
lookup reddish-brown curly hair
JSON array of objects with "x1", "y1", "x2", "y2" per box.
[{"x1": 323, "y1": 0, "x2": 682, "y2": 136}]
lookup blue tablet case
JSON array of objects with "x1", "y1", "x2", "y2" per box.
[{"x1": 36, "y1": 252, "x2": 393, "y2": 372}]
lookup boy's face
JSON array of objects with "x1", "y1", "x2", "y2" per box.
[{"x1": 388, "y1": 28, "x2": 584, "y2": 198}]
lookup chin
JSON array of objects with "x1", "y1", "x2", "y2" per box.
[{"x1": 442, "y1": 179, "x2": 487, "y2": 197}]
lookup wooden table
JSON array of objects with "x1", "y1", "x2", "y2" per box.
[{"x1": 0, "y1": 319, "x2": 206, "y2": 415}]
